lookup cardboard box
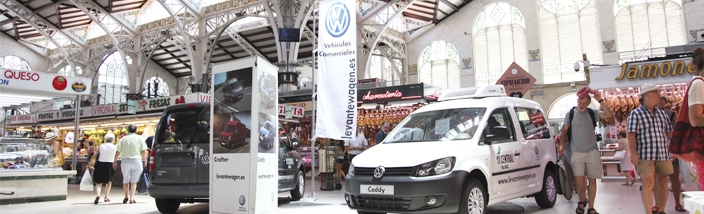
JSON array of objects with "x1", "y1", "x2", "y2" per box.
[{"x1": 683, "y1": 191, "x2": 704, "y2": 213}]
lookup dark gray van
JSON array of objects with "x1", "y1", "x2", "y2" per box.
[{"x1": 148, "y1": 103, "x2": 306, "y2": 213}]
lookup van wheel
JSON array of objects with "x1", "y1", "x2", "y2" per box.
[
  {"x1": 155, "y1": 198, "x2": 181, "y2": 213},
  {"x1": 459, "y1": 178, "x2": 486, "y2": 214},
  {"x1": 290, "y1": 170, "x2": 305, "y2": 200},
  {"x1": 534, "y1": 170, "x2": 557, "y2": 208}
]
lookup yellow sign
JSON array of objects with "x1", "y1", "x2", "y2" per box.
[{"x1": 615, "y1": 59, "x2": 696, "y2": 80}]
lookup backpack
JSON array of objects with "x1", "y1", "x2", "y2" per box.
[{"x1": 566, "y1": 107, "x2": 597, "y2": 142}]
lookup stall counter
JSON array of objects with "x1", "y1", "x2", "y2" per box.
[{"x1": 0, "y1": 169, "x2": 76, "y2": 205}]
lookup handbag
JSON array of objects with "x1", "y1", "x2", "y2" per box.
[
  {"x1": 87, "y1": 150, "x2": 99, "y2": 169},
  {"x1": 669, "y1": 77, "x2": 704, "y2": 163},
  {"x1": 613, "y1": 150, "x2": 626, "y2": 160}
]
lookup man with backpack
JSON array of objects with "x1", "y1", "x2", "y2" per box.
[{"x1": 558, "y1": 87, "x2": 613, "y2": 214}]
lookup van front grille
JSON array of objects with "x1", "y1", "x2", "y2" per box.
[
  {"x1": 355, "y1": 167, "x2": 415, "y2": 176},
  {"x1": 349, "y1": 195, "x2": 412, "y2": 210}
]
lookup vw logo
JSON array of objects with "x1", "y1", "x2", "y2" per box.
[
  {"x1": 201, "y1": 154, "x2": 210, "y2": 165},
  {"x1": 239, "y1": 195, "x2": 246, "y2": 206},
  {"x1": 373, "y1": 166, "x2": 385, "y2": 178},
  {"x1": 325, "y1": 2, "x2": 350, "y2": 38}
]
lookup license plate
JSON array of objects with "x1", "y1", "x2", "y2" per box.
[
  {"x1": 360, "y1": 184, "x2": 394, "y2": 195},
  {"x1": 285, "y1": 158, "x2": 293, "y2": 165}
]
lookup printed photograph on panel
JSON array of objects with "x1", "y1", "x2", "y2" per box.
[
  {"x1": 257, "y1": 112, "x2": 278, "y2": 153},
  {"x1": 213, "y1": 68, "x2": 253, "y2": 154}
]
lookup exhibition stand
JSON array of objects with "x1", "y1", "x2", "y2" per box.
[{"x1": 209, "y1": 56, "x2": 279, "y2": 214}]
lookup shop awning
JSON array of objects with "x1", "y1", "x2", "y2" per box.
[{"x1": 0, "y1": 70, "x2": 92, "y2": 108}]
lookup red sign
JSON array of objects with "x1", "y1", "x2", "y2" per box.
[
  {"x1": 362, "y1": 90, "x2": 402, "y2": 101},
  {"x1": 4, "y1": 70, "x2": 40, "y2": 81},
  {"x1": 199, "y1": 94, "x2": 212, "y2": 102},
  {"x1": 93, "y1": 105, "x2": 117, "y2": 116},
  {"x1": 529, "y1": 112, "x2": 546, "y2": 126},
  {"x1": 278, "y1": 105, "x2": 304, "y2": 118}
]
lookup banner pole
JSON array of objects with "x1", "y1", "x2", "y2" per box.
[
  {"x1": 307, "y1": 0, "x2": 318, "y2": 200},
  {"x1": 72, "y1": 95, "x2": 80, "y2": 183}
]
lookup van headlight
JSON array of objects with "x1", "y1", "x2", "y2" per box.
[
  {"x1": 413, "y1": 157, "x2": 455, "y2": 177},
  {"x1": 347, "y1": 163, "x2": 354, "y2": 178}
]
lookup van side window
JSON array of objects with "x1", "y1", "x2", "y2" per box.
[
  {"x1": 480, "y1": 108, "x2": 516, "y2": 145},
  {"x1": 514, "y1": 108, "x2": 551, "y2": 140}
]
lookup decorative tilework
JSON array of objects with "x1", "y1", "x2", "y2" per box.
[
  {"x1": 137, "y1": 17, "x2": 176, "y2": 33},
  {"x1": 27, "y1": 38, "x2": 51, "y2": 48},
  {"x1": 689, "y1": 29, "x2": 704, "y2": 44},
  {"x1": 66, "y1": 26, "x2": 90, "y2": 43},
  {"x1": 86, "y1": 35, "x2": 111, "y2": 46},
  {"x1": 358, "y1": 0, "x2": 382, "y2": 17},
  {"x1": 461, "y1": 58, "x2": 473, "y2": 70},
  {"x1": 115, "y1": 10, "x2": 139, "y2": 29},
  {"x1": 235, "y1": 20, "x2": 266, "y2": 31},
  {"x1": 529, "y1": 49, "x2": 540, "y2": 62},
  {"x1": 203, "y1": 0, "x2": 260, "y2": 16},
  {"x1": 602, "y1": 40, "x2": 616, "y2": 53}
]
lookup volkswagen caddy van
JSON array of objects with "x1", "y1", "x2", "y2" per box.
[{"x1": 344, "y1": 85, "x2": 558, "y2": 214}]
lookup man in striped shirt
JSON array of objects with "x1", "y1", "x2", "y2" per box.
[{"x1": 628, "y1": 83, "x2": 673, "y2": 214}]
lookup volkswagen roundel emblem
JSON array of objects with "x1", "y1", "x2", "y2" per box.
[
  {"x1": 239, "y1": 195, "x2": 246, "y2": 206},
  {"x1": 373, "y1": 166, "x2": 386, "y2": 178},
  {"x1": 325, "y1": 2, "x2": 351, "y2": 38}
]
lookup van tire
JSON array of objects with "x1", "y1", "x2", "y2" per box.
[
  {"x1": 155, "y1": 198, "x2": 181, "y2": 213},
  {"x1": 459, "y1": 178, "x2": 487, "y2": 214},
  {"x1": 534, "y1": 170, "x2": 557, "y2": 208},
  {"x1": 290, "y1": 169, "x2": 305, "y2": 201}
]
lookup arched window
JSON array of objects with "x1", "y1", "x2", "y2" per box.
[
  {"x1": 417, "y1": 40, "x2": 461, "y2": 89},
  {"x1": 539, "y1": 0, "x2": 602, "y2": 84},
  {"x1": 142, "y1": 77, "x2": 169, "y2": 97},
  {"x1": 97, "y1": 52, "x2": 129, "y2": 104},
  {"x1": 473, "y1": 2, "x2": 528, "y2": 86},
  {"x1": 614, "y1": 0, "x2": 685, "y2": 62},
  {"x1": 57, "y1": 65, "x2": 83, "y2": 76},
  {"x1": 0, "y1": 55, "x2": 31, "y2": 71}
]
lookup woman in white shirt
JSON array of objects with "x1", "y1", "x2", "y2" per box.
[
  {"x1": 689, "y1": 47, "x2": 704, "y2": 191},
  {"x1": 92, "y1": 133, "x2": 118, "y2": 204}
]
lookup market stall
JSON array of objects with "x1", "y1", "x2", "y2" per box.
[
  {"x1": 0, "y1": 69, "x2": 92, "y2": 204},
  {"x1": 587, "y1": 56, "x2": 697, "y2": 176}
]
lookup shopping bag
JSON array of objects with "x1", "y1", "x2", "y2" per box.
[
  {"x1": 79, "y1": 170, "x2": 93, "y2": 191},
  {"x1": 680, "y1": 160, "x2": 699, "y2": 187},
  {"x1": 613, "y1": 150, "x2": 626, "y2": 160},
  {"x1": 669, "y1": 77, "x2": 704, "y2": 163}
]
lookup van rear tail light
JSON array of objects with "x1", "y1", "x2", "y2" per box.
[{"x1": 149, "y1": 150, "x2": 156, "y2": 171}]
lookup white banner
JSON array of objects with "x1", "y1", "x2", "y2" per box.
[
  {"x1": 316, "y1": 0, "x2": 357, "y2": 140},
  {"x1": 1, "y1": 69, "x2": 92, "y2": 95},
  {"x1": 588, "y1": 58, "x2": 696, "y2": 90}
]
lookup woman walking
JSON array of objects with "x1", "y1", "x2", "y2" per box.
[
  {"x1": 688, "y1": 47, "x2": 704, "y2": 190},
  {"x1": 92, "y1": 133, "x2": 117, "y2": 204}
]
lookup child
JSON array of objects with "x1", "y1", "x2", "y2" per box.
[{"x1": 617, "y1": 131, "x2": 635, "y2": 186}]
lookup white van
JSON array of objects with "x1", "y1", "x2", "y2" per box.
[{"x1": 344, "y1": 85, "x2": 558, "y2": 214}]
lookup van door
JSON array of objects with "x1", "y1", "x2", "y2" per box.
[
  {"x1": 151, "y1": 105, "x2": 210, "y2": 184},
  {"x1": 513, "y1": 107, "x2": 552, "y2": 193},
  {"x1": 485, "y1": 108, "x2": 526, "y2": 199}
]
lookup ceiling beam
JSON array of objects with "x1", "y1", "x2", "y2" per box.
[
  {"x1": 159, "y1": 44, "x2": 192, "y2": 70},
  {"x1": 0, "y1": 17, "x2": 17, "y2": 25},
  {"x1": 433, "y1": 0, "x2": 438, "y2": 23},
  {"x1": 403, "y1": 12, "x2": 433, "y2": 22},
  {"x1": 216, "y1": 43, "x2": 237, "y2": 59},
  {"x1": 436, "y1": 0, "x2": 471, "y2": 25},
  {"x1": 0, "y1": 0, "x2": 85, "y2": 47},
  {"x1": 406, "y1": 8, "x2": 434, "y2": 17}
]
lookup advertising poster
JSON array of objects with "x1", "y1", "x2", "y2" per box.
[
  {"x1": 0, "y1": 69, "x2": 92, "y2": 96},
  {"x1": 211, "y1": 67, "x2": 253, "y2": 214},
  {"x1": 316, "y1": 0, "x2": 358, "y2": 140},
  {"x1": 254, "y1": 58, "x2": 279, "y2": 213}
]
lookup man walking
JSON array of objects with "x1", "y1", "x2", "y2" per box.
[
  {"x1": 558, "y1": 87, "x2": 613, "y2": 214},
  {"x1": 376, "y1": 121, "x2": 390, "y2": 144},
  {"x1": 345, "y1": 128, "x2": 368, "y2": 162},
  {"x1": 628, "y1": 83, "x2": 673, "y2": 214},
  {"x1": 113, "y1": 124, "x2": 149, "y2": 204}
]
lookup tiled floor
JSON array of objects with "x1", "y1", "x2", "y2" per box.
[{"x1": 0, "y1": 176, "x2": 699, "y2": 214}]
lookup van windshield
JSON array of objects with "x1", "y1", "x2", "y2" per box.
[
  {"x1": 224, "y1": 124, "x2": 236, "y2": 132},
  {"x1": 384, "y1": 107, "x2": 486, "y2": 143},
  {"x1": 229, "y1": 81, "x2": 241, "y2": 89},
  {"x1": 157, "y1": 106, "x2": 210, "y2": 144}
]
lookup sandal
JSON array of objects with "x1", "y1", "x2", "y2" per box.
[
  {"x1": 652, "y1": 206, "x2": 659, "y2": 213},
  {"x1": 576, "y1": 201, "x2": 588, "y2": 214},
  {"x1": 675, "y1": 204, "x2": 686, "y2": 212},
  {"x1": 130, "y1": 199, "x2": 136, "y2": 204},
  {"x1": 587, "y1": 208, "x2": 600, "y2": 214},
  {"x1": 104, "y1": 198, "x2": 110, "y2": 202},
  {"x1": 94, "y1": 197, "x2": 99, "y2": 204},
  {"x1": 123, "y1": 198, "x2": 128, "y2": 204}
]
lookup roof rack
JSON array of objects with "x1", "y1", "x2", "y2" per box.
[{"x1": 438, "y1": 85, "x2": 508, "y2": 101}]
